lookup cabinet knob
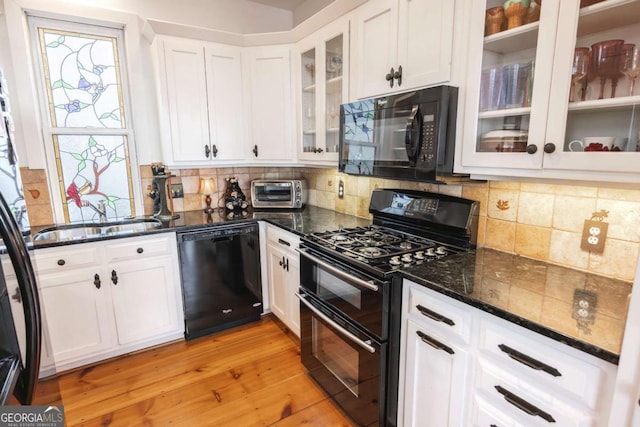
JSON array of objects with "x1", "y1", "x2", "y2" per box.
[
  {"x1": 93, "y1": 274, "x2": 101, "y2": 289},
  {"x1": 394, "y1": 65, "x2": 403, "y2": 87},
  {"x1": 253, "y1": 144, "x2": 258, "y2": 157},
  {"x1": 211, "y1": 144, "x2": 218, "y2": 158},
  {"x1": 543, "y1": 143, "x2": 556, "y2": 153},
  {"x1": 525, "y1": 144, "x2": 538, "y2": 155},
  {"x1": 205, "y1": 144, "x2": 211, "y2": 158},
  {"x1": 57, "y1": 259, "x2": 65, "y2": 266},
  {"x1": 111, "y1": 270, "x2": 118, "y2": 285},
  {"x1": 136, "y1": 247, "x2": 144, "y2": 254},
  {"x1": 385, "y1": 67, "x2": 395, "y2": 88}
]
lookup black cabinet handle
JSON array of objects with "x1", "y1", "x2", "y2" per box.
[
  {"x1": 495, "y1": 385, "x2": 556, "y2": 423},
  {"x1": 137, "y1": 248, "x2": 144, "y2": 254},
  {"x1": 385, "y1": 67, "x2": 395, "y2": 88},
  {"x1": 498, "y1": 344, "x2": 561, "y2": 377},
  {"x1": 205, "y1": 144, "x2": 210, "y2": 158},
  {"x1": 285, "y1": 257, "x2": 289, "y2": 272},
  {"x1": 416, "y1": 330, "x2": 454, "y2": 355},
  {"x1": 253, "y1": 144, "x2": 258, "y2": 157},
  {"x1": 111, "y1": 270, "x2": 118, "y2": 285},
  {"x1": 278, "y1": 238, "x2": 290, "y2": 247},
  {"x1": 394, "y1": 65, "x2": 403, "y2": 86},
  {"x1": 11, "y1": 287, "x2": 21, "y2": 304},
  {"x1": 416, "y1": 304, "x2": 455, "y2": 326},
  {"x1": 279, "y1": 256, "x2": 285, "y2": 268},
  {"x1": 57, "y1": 259, "x2": 65, "y2": 266},
  {"x1": 543, "y1": 143, "x2": 556, "y2": 153},
  {"x1": 211, "y1": 144, "x2": 218, "y2": 158},
  {"x1": 526, "y1": 144, "x2": 538, "y2": 154},
  {"x1": 93, "y1": 274, "x2": 101, "y2": 289}
]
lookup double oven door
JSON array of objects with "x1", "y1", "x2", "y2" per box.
[{"x1": 297, "y1": 246, "x2": 390, "y2": 426}]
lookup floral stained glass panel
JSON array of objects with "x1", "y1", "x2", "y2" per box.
[
  {"x1": 38, "y1": 28, "x2": 125, "y2": 129},
  {"x1": 54, "y1": 135, "x2": 134, "y2": 223}
]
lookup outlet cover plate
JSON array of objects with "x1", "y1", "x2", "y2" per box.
[{"x1": 580, "y1": 219, "x2": 607, "y2": 253}]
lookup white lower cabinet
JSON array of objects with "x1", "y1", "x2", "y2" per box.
[
  {"x1": 401, "y1": 319, "x2": 470, "y2": 427},
  {"x1": 34, "y1": 233, "x2": 184, "y2": 372},
  {"x1": 400, "y1": 279, "x2": 617, "y2": 426},
  {"x1": 265, "y1": 224, "x2": 300, "y2": 337}
]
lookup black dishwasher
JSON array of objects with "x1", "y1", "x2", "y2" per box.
[{"x1": 177, "y1": 223, "x2": 262, "y2": 340}]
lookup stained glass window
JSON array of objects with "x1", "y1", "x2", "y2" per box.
[{"x1": 31, "y1": 18, "x2": 135, "y2": 223}]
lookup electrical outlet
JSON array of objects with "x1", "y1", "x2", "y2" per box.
[
  {"x1": 580, "y1": 219, "x2": 607, "y2": 253},
  {"x1": 572, "y1": 289, "x2": 597, "y2": 324}
]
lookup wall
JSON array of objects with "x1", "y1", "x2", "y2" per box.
[{"x1": 302, "y1": 168, "x2": 640, "y2": 282}]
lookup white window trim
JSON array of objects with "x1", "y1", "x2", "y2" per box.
[{"x1": 26, "y1": 15, "x2": 143, "y2": 223}]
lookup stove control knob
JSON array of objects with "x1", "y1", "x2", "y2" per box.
[
  {"x1": 426, "y1": 248, "x2": 436, "y2": 256},
  {"x1": 436, "y1": 246, "x2": 447, "y2": 255}
]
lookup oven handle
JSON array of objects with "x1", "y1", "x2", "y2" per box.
[
  {"x1": 296, "y1": 248, "x2": 379, "y2": 292},
  {"x1": 295, "y1": 293, "x2": 376, "y2": 354}
]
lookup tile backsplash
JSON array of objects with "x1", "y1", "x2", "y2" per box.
[
  {"x1": 21, "y1": 165, "x2": 639, "y2": 281},
  {"x1": 303, "y1": 168, "x2": 640, "y2": 282}
]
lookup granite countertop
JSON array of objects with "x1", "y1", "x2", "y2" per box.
[
  {"x1": 23, "y1": 207, "x2": 631, "y2": 363},
  {"x1": 28, "y1": 205, "x2": 371, "y2": 249},
  {"x1": 401, "y1": 247, "x2": 633, "y2": 364}
]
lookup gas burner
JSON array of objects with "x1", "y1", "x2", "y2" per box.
[
  {"x1": 435, "y1": 246, "x2": 447, "y2": 255},
  {"x1": 356, "y1": 246, "x2": 388, "y2": 258}
]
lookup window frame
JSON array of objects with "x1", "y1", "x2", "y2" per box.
[{"x1": 27, "y1": 14, "x2": 142, "y2": 224}]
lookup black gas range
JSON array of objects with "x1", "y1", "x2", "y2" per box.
[
  {"x1": 297, "y1": 189, "x2": 479, "y2": 427},
  {"x1": 304, "y1": 225, "x2": 461, "y2": 277}
]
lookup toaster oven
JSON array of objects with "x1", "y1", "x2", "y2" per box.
[{"x1": 251, "y1": 180, "x2": 307, "y2": 209}]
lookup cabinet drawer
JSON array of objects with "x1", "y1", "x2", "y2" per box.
[
  {"x1": 404, "y1": 280, "x2": 472, "y2": 344},
  {"x1": 104, "y1": 233, "x2": 175, "y2": 262},
  {"x1": 478, "y1": 317, "x2": 612, "y2": 410},
  {"x1": 475, "y1": 360, "x2": 590, "y2": 427},
  {"x1": 35, "y1": 245, "x2": 101, "y2": 272},
  {"x1": 266, "y1": 225, "x2": 300, "y2": 253}
]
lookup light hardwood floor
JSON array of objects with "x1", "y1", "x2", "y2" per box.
[{"x1": 33, "y1": 316, "x2": 354, "y2": 426}]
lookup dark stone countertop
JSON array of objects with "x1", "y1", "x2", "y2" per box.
[
  {"x1": 28, "y1": 205, "x2": 371, "y2": 249},
  {"x1": 24, "y1": 206, "x2": 631, "y2": 363},
  {"x1": 401, "y1": 247, "x2": 632, "y2": 364}
]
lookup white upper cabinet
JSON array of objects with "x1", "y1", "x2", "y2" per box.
[
  {"x1": 295, "y1": 18, "x2": 349, "y2": 164},
  {"x1": 352, "y1": 0, "x2": 456, "y2": 99},
  {"x1": 158, "y1": 38, "x2": 245, "y2": 166},
  {"x1": 460, "y1": 0, "x2": 640, "y2": 184},
  {"x1": 244, "y1": 45, "x2": 296, "y2": 163}
]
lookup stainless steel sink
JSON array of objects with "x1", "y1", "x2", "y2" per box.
[
  {"x1": 102, "y1": 219, "x2": 162, "y2": 234},
  {"x1": 33, "y1": 219, "x2": 163, "y2": 242},
  {"x1": 33, "y1": 226, "x2": 104, "y2": 241}
]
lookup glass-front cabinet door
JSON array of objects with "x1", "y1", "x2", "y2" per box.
[
  {"x1": 297, "y1": 19, "x2": 349, "y2": 164},
  {"x1": 462, "y1": 0, "x2": 640, "y2": 182}
]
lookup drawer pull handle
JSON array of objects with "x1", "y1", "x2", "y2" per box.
[
  {"x1": 137, "y1": 248, "x2": 144, "y2": 254},
  {"x1": 93, "y1": 274, "x2": 101, "y2": 289},
  {"x1": 416, "y1": 304, "x2": 455, "y2": 326},
  {"x1": 416, "y1": 330, "x2": 454, "y2": 355},
  {"x1": 498, "y1": 344, "x2": 561, "y2": 377},
  {"x1": 57, "y1": 259, "x2": 65, "y2": 266},
  {"x1": 278, "y1": 238, "x2": 290, "y2": 247},
  {"x1": 111, "y1": 270, "x2": 118, "y2": 285},
  {"x1": 495, "y1": 385, "x2": 556, "y2": 423}
]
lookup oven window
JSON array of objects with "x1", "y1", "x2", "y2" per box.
[
  {"x1": 316, "y1": 268, "x2": 362, "y2": 309},
  {"x1": 254, "y1": 184, "x2": 291, "y2": 201},
  {"x1": 312, "y1": 318, "x2": 359, "y2": 397}
]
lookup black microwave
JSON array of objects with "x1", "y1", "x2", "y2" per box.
[{"x1": 338, "y1": 85, "x2": 459, "y2": 182}]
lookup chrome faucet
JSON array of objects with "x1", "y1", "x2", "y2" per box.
[{"x1": 83, "y1": 200, "x2": 107, "y2": 222}]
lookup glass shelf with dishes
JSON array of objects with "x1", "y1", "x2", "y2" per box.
[{"x1": 463, "y1": 0, "x2": 640, "y2": 181}]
